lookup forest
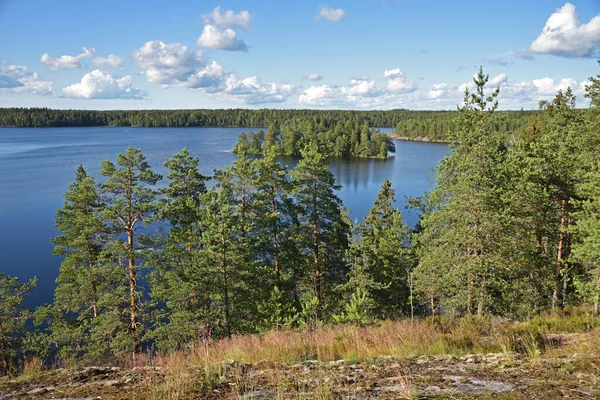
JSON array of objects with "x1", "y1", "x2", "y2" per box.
[
  {"x1": 1, "y1": 64, "x2": 599, "y2": 377},
  {"x1": 232, "y1": 120, "x2": 396, "y2": 158},
  {"x1": 0, "y1": 107, "x2": 544, "y2": 142}
]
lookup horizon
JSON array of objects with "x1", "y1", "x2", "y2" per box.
[{"x1": 1, "y1": 0, "x2": 599, "y2": 111}]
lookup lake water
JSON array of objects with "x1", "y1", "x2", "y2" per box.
[{"x1": 0, "y1": 127, "x2": 448, "y2": 306}]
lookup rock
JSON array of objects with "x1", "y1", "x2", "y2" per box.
[
  {"x1": 243, "y1": 389, "x2": 276, "y2": 399},
  {"x1": 372, "y1": 384, "x2": 408, "y2": 392},
  {"x1": 27, "y1": 387, "x2": 49, "y2": 395}
]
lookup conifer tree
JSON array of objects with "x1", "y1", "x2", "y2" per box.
[
  {"x1": 100, "y1": 147, "x2": 161, "y2": 359},
  {"x1": 290, "y1": 142, "x2": 349, "y2": 319},
  {"x1": 360, "y1": 180, "x2": 410, "y2": 317},
  {"x1": 197, "y1": 184, "x2": 249, "y2": 338},
  {"x1": 47, "y1": 165, "x2": 121, "y2": 359},
  {"x1": 414, "y1": 67, "x2": 508, "y2": 315},
  {"x1": 0, "y1": 274, "x2": 36, "y2": 376},
  {"x1": 147, "y1": 149, "x2": 210, "y2": 350}
]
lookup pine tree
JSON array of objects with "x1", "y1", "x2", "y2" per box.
[
  {"x1": 147, "y1": 149, "x2": 210, "y2": 351},
  {"x1": 197, "y1": 184, "x2": 249, "y2": 338},
  {"x1": 48, "y1": 165, "x2": 120, "y2": 360},
  {"x1": 414, "y1": 67, "x2": 508, "y2": 316},
  {"x1": 360, "y1": 180, "x2": 410, "y2": 317},
  {"x1": 0, "y1": 274, "x2": 36, "y2": 376},
  {"x1": 290, "y1": 142, "x2": 349, "y2": 320},
  {"x1": 100, "y1": 147, "x2": 161, "y2": 360}
]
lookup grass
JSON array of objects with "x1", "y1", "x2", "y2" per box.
[{"x1": 5, "y1": 307, "x2": 600, "y2": 398}]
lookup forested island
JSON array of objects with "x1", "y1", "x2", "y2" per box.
[
  {"x1": 0, "y1": 107, "x2": 544, "y2": 142},
  {"x1": 232, "y1": 120, "x2": 396, "y2": 158},
  {"x1": 1, "y1": 66, "x2": 600, "y2": 398}
]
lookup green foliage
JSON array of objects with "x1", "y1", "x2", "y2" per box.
[
  {"x1": 0, "y1": 274, "x2": 36, "y2": 376},
  {"x1": 414, "y1": 67, "x2": 510, "y2": 316},
  {"x1": 233, "y1": 118, "x2": 395, "y2": 159},
  {"x1": 257, "y1": 286, "x2": 297, "y2": 331},
  {"x1": 13, "y1": 62, "x2": 600, "y2": 366},
  {"x1": 333, "y1": 291, "x2": 369, "y2": 326},
  {"x1": 290, "y1": 142, "x2": 350, "y2": 320}
]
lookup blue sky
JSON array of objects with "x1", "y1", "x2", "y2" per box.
[{"x1": 0, "y1": 0, "x2": 599, "y2": 110}]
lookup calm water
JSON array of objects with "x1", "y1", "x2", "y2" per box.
[{"x1": 0, "y1": 127, "x2": 448, "y2": 306}]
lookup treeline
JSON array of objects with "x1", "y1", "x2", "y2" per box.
[
  {"x1": 1, "y1": 64, "x2": 600, "y2": 374},
  {"x1": 0, "y1": 107, "x2": 539, "y2": 141},
  {"x1": 233, "y1": 120, "x2": 396, "y2": 158}
]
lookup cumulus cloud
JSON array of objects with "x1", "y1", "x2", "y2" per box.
[
  {"x1": 202, "y1": 6, "x2": 251, "y2": 29},
  {"x1": 305, "y1": 74, "x2": 323, "y2": 81},
  {"x1": 133, "y1": 40, "x2": 295, "y2": 104},
  {"x1": 197, "y1": 25, "x2": 248, "y2": 51},
  {"x1": 40, "y1": 47, "x2": 95, "y2": 70},
  {"x1": 222, "y1": 76, "x2": 295, "y2": 104},
  {"x1": 428, "y1": 83, "x2": 457, "y2": 99},
  {"x1": 92, "y1": 55, "x2": 124, "y2": 70},
  {"x1": 298, "y1": 68, "x2": 416, "y2": 108},
  {"x1": 62, "y1": 69, "x2": 145, "y2": 100},
  {"x1": 133, "y1": 41, "x2": 204, "y2": 86},
  {"x1": 530, "y1": 2, "x2": 600, "y2": 57},
  {"x1": 384, "y1": 68, "x2": 417, "y2": 92},
  {"x1": 0, "y1": 63, "x2": 53, "y2": 95},
  {"x1": 316, "y1": 5, "x2": 345, "y2": 22},
  {"x1": 427, "y1": 73, "x2": 590, "y2": 110}
]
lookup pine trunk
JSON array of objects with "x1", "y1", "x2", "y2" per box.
[{"x1": 312, "y1": 183, "x2": 321, "y2": 320}]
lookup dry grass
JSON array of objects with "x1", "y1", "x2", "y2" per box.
[{"x1": 146, "y1": 319, "x2": 503, "y2": 397}]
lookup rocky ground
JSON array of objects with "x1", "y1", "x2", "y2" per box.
[{"x1": 1, "y1": 349, "x2": 599, "y2": 399}]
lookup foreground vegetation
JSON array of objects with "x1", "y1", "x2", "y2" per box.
[
  {"x1": 1, "y1": 311, "x2": 599, "y2": 398},
  {"x1": 1, "y1": 63, "x2": 600, "y2": 399}
]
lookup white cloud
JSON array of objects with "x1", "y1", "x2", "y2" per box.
[
  {"x1": 530, "y1": 2, "x2": 600, "y2": 57},
  {"x1": 298, "y1": 68, "x2": 416, "y2": 108},
  {"x1": 40, "y1": 47, "x2": 95, "y2": 70},
  {"x1": 384, "y1": 68, "x2": 417, "y2": 92},
  {"x1": 428, "y1": 73, "x2": 590, "y2": 110},
  {"x1": 62, "y1": 69, "x2": 145, "y2": 100},
  {"x1": 92, "y1": 55, "x2": 124, "y2": 70},
  {"x1": 133, "y1": 41, "x2": 204, "y2": 86},
  {"x1": 306, "y1": 73, "x2": 323, "y2": 81},
  {"x1": 222, "y1": 75, "x2": 295, "y2": 104},
  {"x1": 0, "y1": 63, "x2": 53, "y2": 95},
  {"x1": 488, "y1": 73, "x2": 508, "y2": 87},
  {"x1": 133, "y1": 40, "x2": 295, "y2": 104},
  {"x1": 202, "y1": 6, "x2": 251, "y2": 30},
  {"x1": 428, "y1": 83, "x2": 457, "y2": 99},
  {"x1": 316, "y1": 5, "x2": 345, "y2": 22},
  {"x1": 197, "y1": 25, "x2": 248, "y2": 51}
]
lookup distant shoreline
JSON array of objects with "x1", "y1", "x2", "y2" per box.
[{"x1": 388, "y1": 133, "x2": 449, "y2": 144}]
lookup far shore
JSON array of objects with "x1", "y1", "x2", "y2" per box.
[{"x1": 387, "y1": 132, "x2": 449, "y2": 143}]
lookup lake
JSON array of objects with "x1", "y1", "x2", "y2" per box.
[{"x1": 0, "y1": 127, "x2": 448, "y2": 306}]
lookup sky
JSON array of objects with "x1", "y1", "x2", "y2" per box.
[{"x1": 0, "y1": 0, "x2": 599, "y2": 110}]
